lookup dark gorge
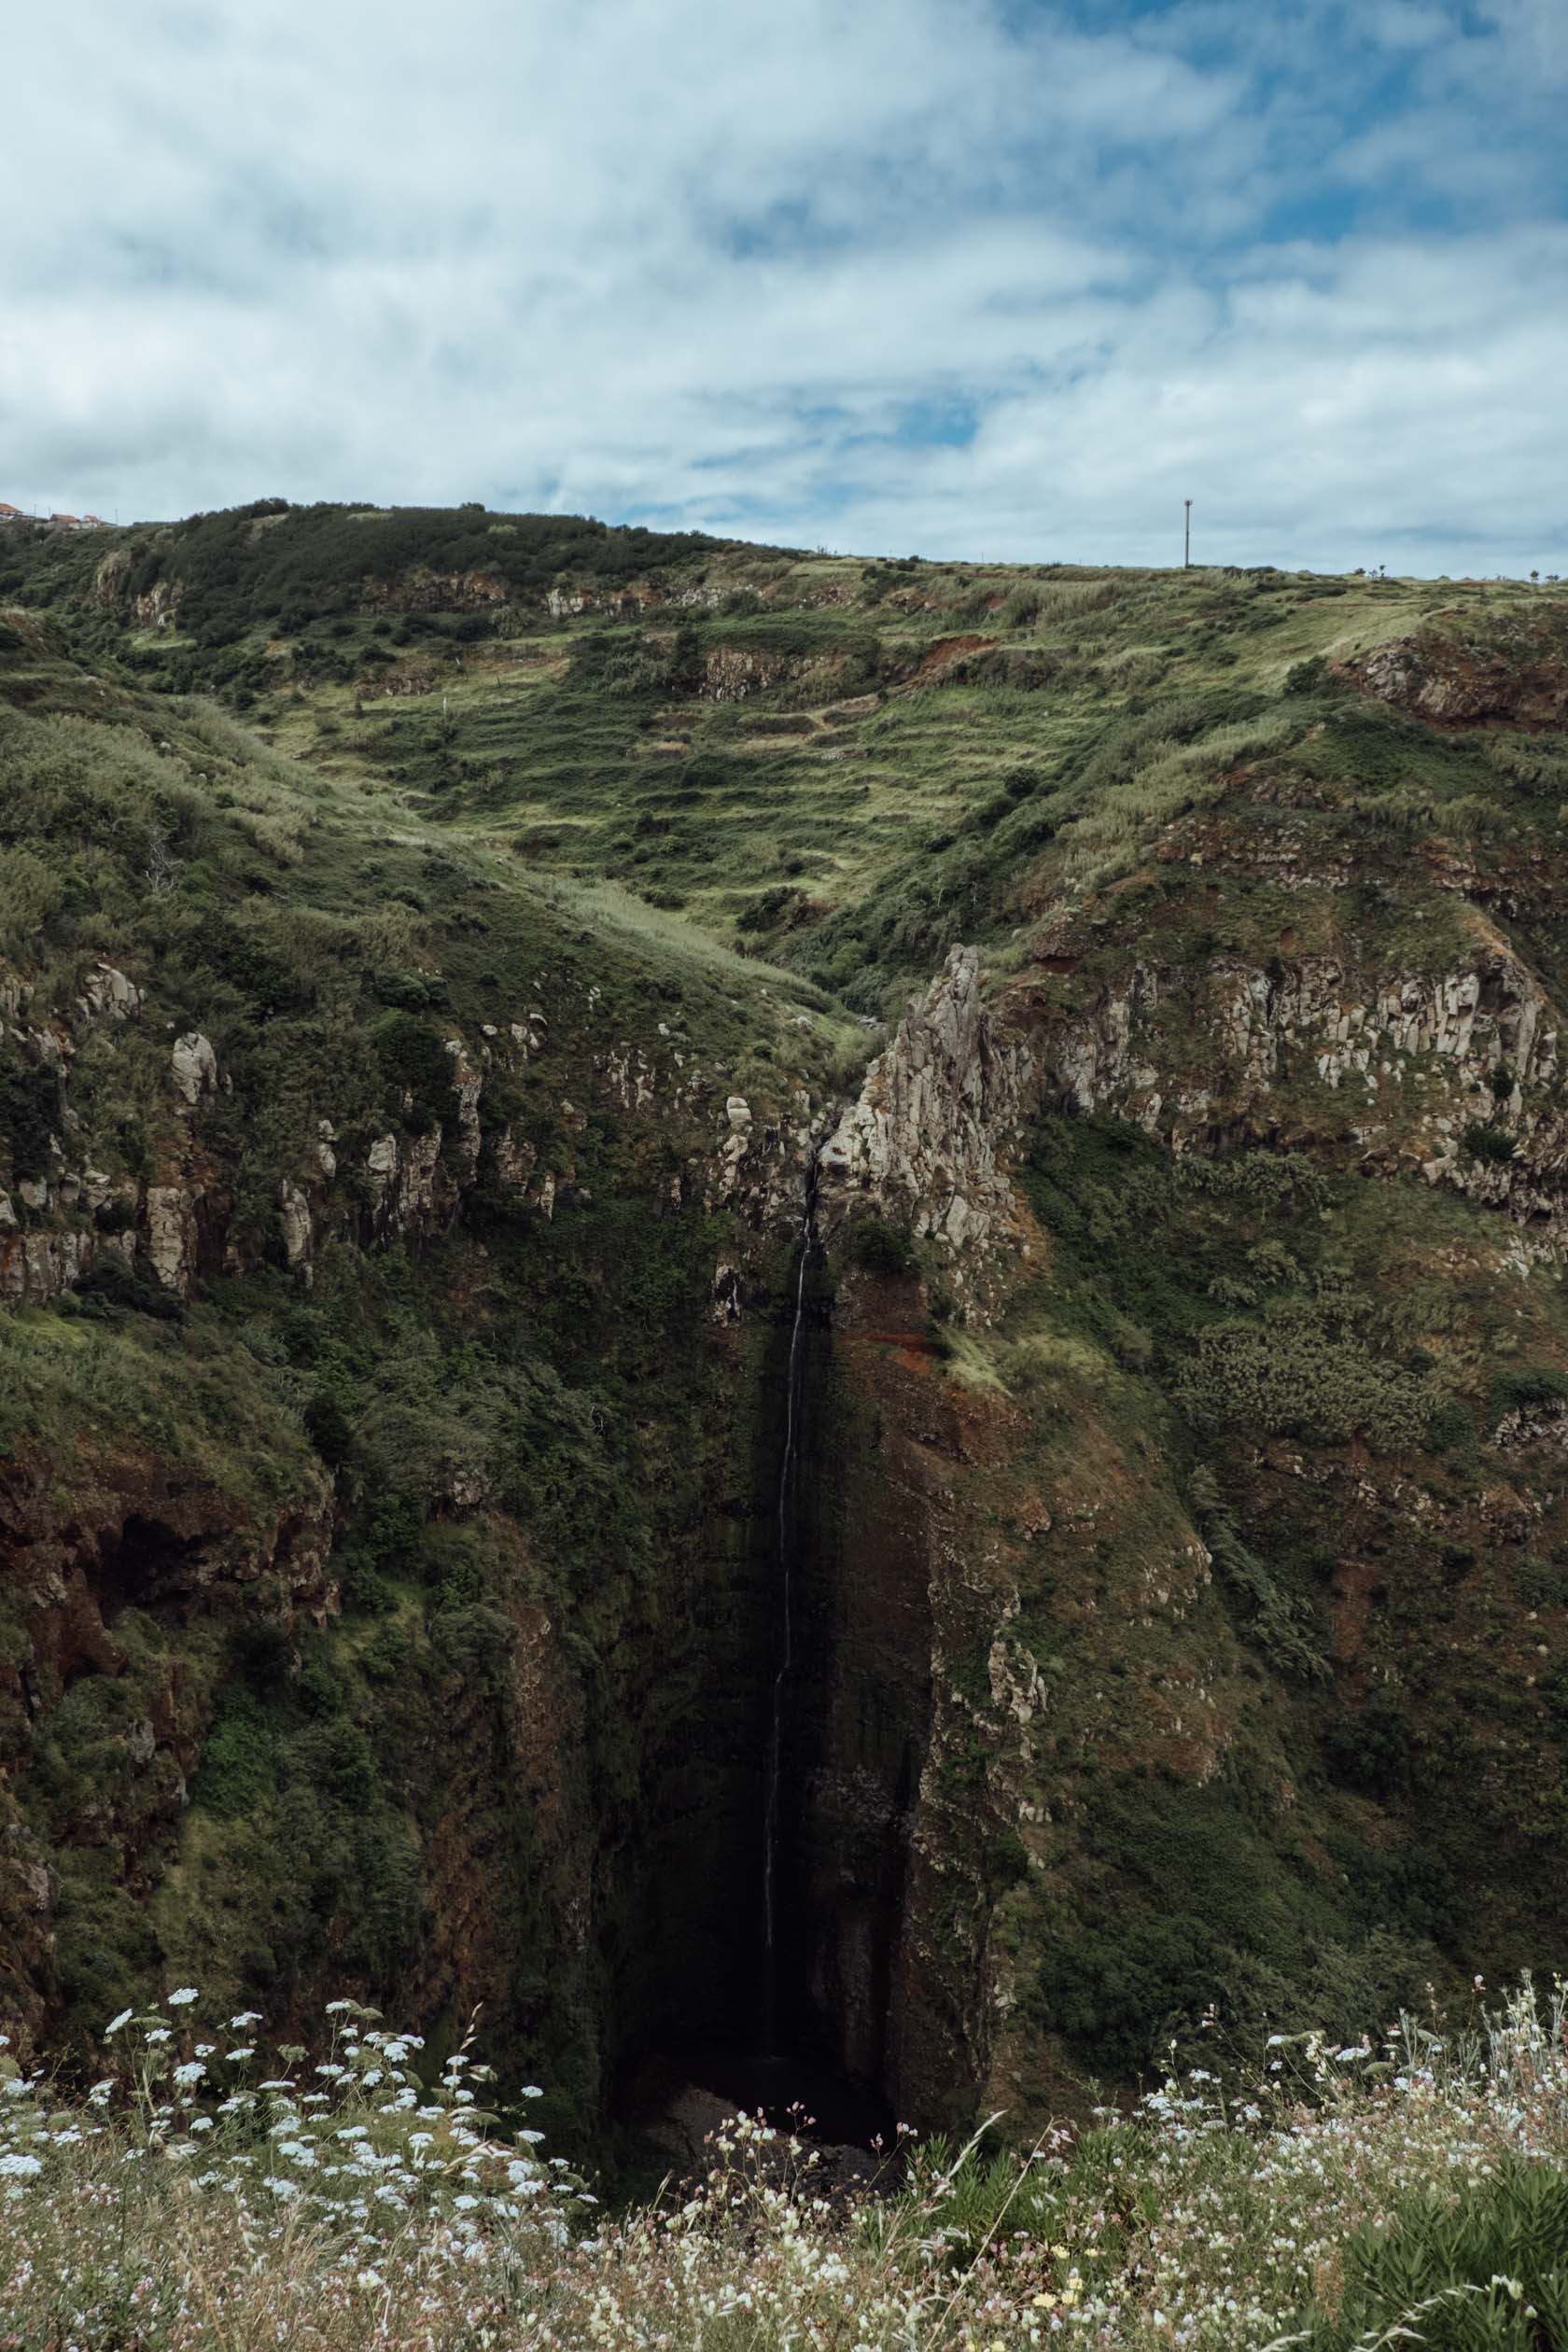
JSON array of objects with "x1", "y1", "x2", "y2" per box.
[{"x1": 613, "y1": 1204, "x2": 939, "y2": 2148}]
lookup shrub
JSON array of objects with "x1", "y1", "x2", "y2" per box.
[
  {"x1": 1463, "y1": 1120, "x2": 1516, "y2": 1165},
  {"x1": 1178, "y1": 1297, "x2": 1428, "y2": 1452},
  {"x1": 303, "y1": 1391, "x2": 354, "y2": 1467},
  {"x1": 288, "y1": 1717, "x2": 377, "y2": 1807},
  {"x1": 0, "y1": 1061, "x2": 63, "y2": 1181},
  {"x1": 371, "y1": 1010, "x2": 453, "y2": 1133},
  {"x1": 70, "y1": 1255, "x2": 185, "y2": 1323},
  {"x1": 1322, "y1": 1698, "x2": 1411, "y2": 1799},
  {"x1": 1036, "y1": 1911, "x2": 1221, "y2": 2073},
  {"x1": 845, "y1": 1213, "x2": 917, "y2": 1277},
  {"x1": 1491, "y1": 1366, "x2": 1568, "y2": 1420},
  {"x1": 735, "y1": 885, "x2": 799, "y2": 935},
  {"x1": 1517, "y1": 1554, "x2": 1568, "y2": 1610},
  {"x1": 1295, "y1": 2158, "x2": 1568, "y2": 2349},
  {"x1": 190, "y1": 1694, "x2": 276, "y2": 1815},
  {"x1": 1428, "y1": 1396, "x2": 1478, "y2": 1454},
  {"x1": 230, "y1": 1622, "x2": 292, "y2": 1694}
]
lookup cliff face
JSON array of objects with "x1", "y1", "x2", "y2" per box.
[{"x1": 791, "y1": 890, "x2": 1568, "y2": 2122}]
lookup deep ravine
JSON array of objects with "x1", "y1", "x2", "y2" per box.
[{"x1": 761, "y1": 1162, "x2": 819, "y2": 2055}]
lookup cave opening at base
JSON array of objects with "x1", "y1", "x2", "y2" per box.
[{"x1": 609, "y1": 1221, "x2": 919, "y2": 2154}]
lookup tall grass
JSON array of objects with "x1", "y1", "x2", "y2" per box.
[{"x1": 5, "y1": 1981, "x2": 1568, "y2": 2348}]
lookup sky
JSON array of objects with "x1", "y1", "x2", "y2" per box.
[{"x1": 2, "y1": 0, "x2": 1563, "y2": 575}]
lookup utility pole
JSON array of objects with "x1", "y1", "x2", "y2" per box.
[{"x1": 1183, "y1": 498, "x2": 1192, "y2": 569}]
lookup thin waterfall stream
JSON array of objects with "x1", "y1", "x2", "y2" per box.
[
  {"x1": 761, "y1": 1174, "x2": 818, "y2": 2055},
  {"x1": 623, "y1": 1153, "x2": 894, "y2": 2149}
]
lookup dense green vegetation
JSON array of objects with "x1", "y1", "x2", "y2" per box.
[
  {"x1": 975, "y1": 1105, "x2": 1568, "y2": 2087},
  {"x1": 0, "y1": 601, "x2": 830, "y2": 2129}
]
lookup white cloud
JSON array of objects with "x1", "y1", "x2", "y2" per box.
[{"x1": 0, "y1": 0, "x2": 1561, "y2": 573}]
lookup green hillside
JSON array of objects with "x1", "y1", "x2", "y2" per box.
[{"x1": 4, "y1": 502, "x2": 1568, "y2": 2153}]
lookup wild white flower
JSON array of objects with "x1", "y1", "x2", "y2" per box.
[
  {"x1": 173, "y1": 2063, "x2": 205, "y2": 2087},
  {"x1": 105, "y1": 2009, "x2": 133, "y2": 2037},
  {"x1": 0, "y1": 2155, "x2": 42, "y2": 2177},
  {"x1": 87, "y1": 2080, "x2": 115, "y2": 2107},
  {"x1": 229, "y1": 2011, "x2": 262, "y2": 2029},
  {"x1": 167, "y1": 1987, "x2": 199, "y2": 2007}
]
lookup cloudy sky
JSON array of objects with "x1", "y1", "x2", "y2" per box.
[{"x1": 3, "y1": 0, "x2": 1563, "y2": 574}]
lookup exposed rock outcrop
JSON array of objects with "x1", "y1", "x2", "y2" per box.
[
  {"x1": 1028, "y1": 937, "x2": 1568, "y2": 1236},
  {"x1": 170, "y1": 1030, "x2": 218, "y2": 1108},
  {"x1": 818, "y1": 946, "x2": 1038, "y2": 1294},
  {"x1": 1345, "y1": 630, "x2": 1568, "y2": 730},
  {"x1": 145, "y1": 1185, "x2": 198, "y2": 1290}
]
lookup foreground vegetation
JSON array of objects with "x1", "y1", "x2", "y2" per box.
[{"x1": 5, "y1": 1981, "x2": 1568, "y2": 2347}]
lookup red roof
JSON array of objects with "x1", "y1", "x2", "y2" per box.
[
  {"x1": 0, "y1": 503, "x2": 22, "y2": 518},
  {"x1": 50, "y1": 512, "x2": 79, "y2": 524}
]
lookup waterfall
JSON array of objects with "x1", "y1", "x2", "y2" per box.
[{"x1": 761, "y1": 1176, "x2": 817, "y2": 2053}]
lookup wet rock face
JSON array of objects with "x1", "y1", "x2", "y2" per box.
[
  {"x1": 778, "y1": 1253, "x2": 1039, "y2": 2132},
  {"x1": 787, "y1": 1277, "x2": 945, "y2": 2112}
]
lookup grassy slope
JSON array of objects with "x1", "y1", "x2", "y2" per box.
[{"x1": 0, "y1": 600, "x2": 839, "y2": 2131}]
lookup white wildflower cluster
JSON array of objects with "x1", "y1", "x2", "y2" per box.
[
  {"x1": 0, "y1": 1978, "x2": 1566, "y2": 2346},
  {"x1": 0, "y1": 1990, "x2": 585, "y2": 2346}
]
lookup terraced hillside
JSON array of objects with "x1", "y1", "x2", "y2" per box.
[{"x1": 4, "y1": 502, "x2": 1568, "y2": 2146}]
